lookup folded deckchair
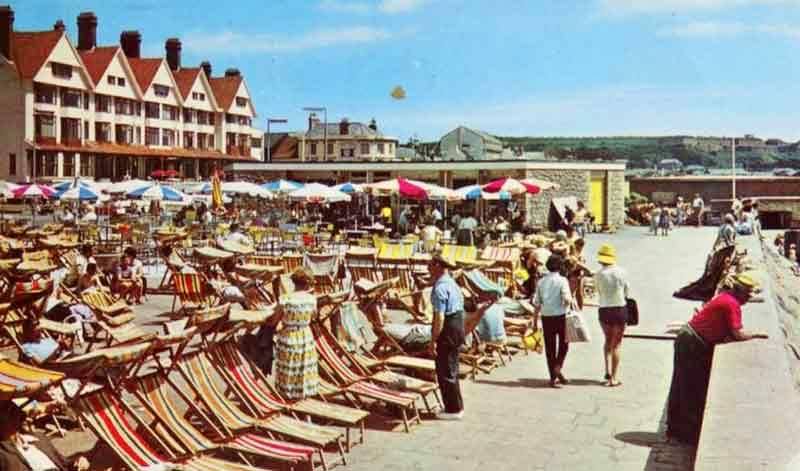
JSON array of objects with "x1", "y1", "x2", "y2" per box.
[
  {"x1": 344, "y1": 248, "x2": 379, "y2": 284},
  {"x1": 75, "y1": 389, "x2": 274, "y2": 471},
  {"x1": 211, "y1": 341, "x2": 369, "y2": 452},
  {"x1": 441, "y1": 244, "x2": 478, "y2": 265},
  {"x1": 304, "y1": 253, "x2": 341, "y2": 294},
  {"x1": 172, "y1": 272, "x2": 219, "y2": 313},
  {"x1": 0, "y1": 356, "x2": 64, "y2": 400},
  {"x1": 177, "y1": 351, "x2": 346, "y2": 470},
  {"x1": 311, "y1": 323, "x2": 422, "y2": 432},
  {"x1": 132, "y1": 373, "x2": 317, "y2": 471},
  {"x1": 80, "y1": 288, "x2": 136, "y2": 326}
]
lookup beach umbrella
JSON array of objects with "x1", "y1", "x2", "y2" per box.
[
  {"x1": 288, "y1": 183, "x2": 351, "y2": 203},
  {"x1": 151, "y1": 169, "x2": 179, "y2": 179},
  {"x1": 126, "y1": 183, "x2": 186, "y2": 202},
  {"x1": 482, "y1": 177, "x2": 541, "y2": 196},
  {"x1": 12, "y1": 184, "x2": 55, "y2": 199},
  {"x1": 261, "y1": 179, "x2": 303, "y2": 193},
  {"x1": 195, "y1": 180, "x2": 273, "y2": 198},
  {"x1": 56, "y1": 182, "x2": 107, "y2": 202},
  {"x1": 366, "y1": 177, "x2": 460, "y2": 201},
  {"x1": 106, "y1": 179, "x2": 150, "y2": 194},
  {"x1": 0, "y1": 181, "x2": 19, "y2": 198},
  {"x1": 455, "y1": 184, "x2": 511, "y2": 201},
  {"x1": 522, "y1": 177, "x2": 560, "y2": 191},
  {"x1": 332, "y1": 182, "x2": 364, "y2": 194}
]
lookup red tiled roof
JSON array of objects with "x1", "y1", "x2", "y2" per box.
[
  {"x1": 10, "y1": 30, "x2": 64, "y2": 80},
  {"x1": 173, "y1": 67, "x2": 200, "y2": 100},
  {"x1": 208, "y1": 75, "x2": 243, "y2": 110},
  {"x1": 79, "y1": 46, "x2": 118, "y2": 84},
  {"x1": 127, "y1": 58, "x2": 163, "y2": 92},
  {"x1": 32, "y1": 141, "x2": 258, "y2": 162}
]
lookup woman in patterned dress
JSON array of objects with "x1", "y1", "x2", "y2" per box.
[{"x1": 274, "y1": 267, "x2": 319, "y2": 400}]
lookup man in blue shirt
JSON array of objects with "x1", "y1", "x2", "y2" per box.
[{"x1": 430, "y1": 253, "x2": 465, "y2": 419}]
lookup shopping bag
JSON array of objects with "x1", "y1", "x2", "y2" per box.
[
  {"x1": 626, "y1": 298, "x2": 639, "y2": 326},
  {"x1": 522, "y1": 329, "x2": 544, "y2": 354},
  {"x1": 565, "y1": 310, "x2": 591, "y2": 343}
]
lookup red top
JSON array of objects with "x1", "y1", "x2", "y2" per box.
[{"x1": 688, "y1": 291, "x2": 743, "y2": 345}]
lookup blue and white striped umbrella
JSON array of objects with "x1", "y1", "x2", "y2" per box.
[
  {"x1": 332, "y1": 182, "x2": 363, "y2": 194},
  {"x1": 455, "y1": 184, "x2": 511, "y2": 201},
  {"x1": 261, "y1": 179, "x2": 303, "y2": 193},
  {"x1": 56, "y1": 184, "x2": 105, "y2": 201},
  {"x1": 126, "y1": 183, "x2": 186, "y2": 201}
]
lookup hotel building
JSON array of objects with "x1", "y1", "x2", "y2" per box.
[{"x1": 0, "y1": 6, "x2": 263, "y2": 182}]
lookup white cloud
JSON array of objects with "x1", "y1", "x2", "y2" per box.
[
  {"x1": 658, "y1": 21, "x2": 800, "y2": 38},
  {"x1": 182, "y1": 27, "x2": 392, "y2": 54},
  {"x1": 318, "y1": 0, "x2": 371, "y2": 14},
  {"x1": 379, "y1": 0, "x2": 427, "y2": 14},
  {"x1": 599, "y1": 0, "x2": 800, "y2": 15}
]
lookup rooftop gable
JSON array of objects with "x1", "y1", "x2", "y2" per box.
[
  {"x1": 9, "y1": 30, "x2": 63, "y2": 80},
  {"x1": 209, "y1": 75, "x2": 256, "y2": 116},
  {"x1": 128, "y1": 57, "x2": 162, "y2": 92},
  {"x1": 79, "y1": 46, "x2": 117, "y2": 84}
]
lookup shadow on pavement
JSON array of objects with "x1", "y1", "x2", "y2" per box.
[
  {"x1": 615, "y1": 406, "x2": 696, "y2": 470},
  {"x1": 476, "y1": 377, "x2": 607, "y2": 389}
]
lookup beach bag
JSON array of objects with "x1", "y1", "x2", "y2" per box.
[
  {"x1": 522, "y1": 329, "x2": 544, "y2": 354},
  {"x1": 565, "y1": 310, "x2": 591, "y2": 343},
  {"x1": 626, "y1": 298, "x2": 639, "y2": 326}
]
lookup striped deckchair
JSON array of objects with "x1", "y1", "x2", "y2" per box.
[
  {"x1": 281, "y1": 253, "x2": 303, "y2": 274},
  {"x1": 480, "y1": 246, "x2": 521, "y2": 294},
  {"x1": 81, "y1": 288, "x2": 135, "y2": 326},
  {"x1": 177, "y1": 352, "x2": 346, "y2": 470},
  {"x1": 344, "y1": 248, "x2": 379, "y2": 284},
  {"x1": 441, "y1": 244, "x2": 478, "y2": 265},
  {"x1": 211, "y1": 341, "x2": 369, "y2": 452},
  {"x1": 311, "y1": 324, "x2": 422, "y2": 433},
  {"x1": 172, "y1": 272, "x2": 217, "y2": 313},
  {"x1": 304, "y1": 253, "x2": 341, "y2": 294},
  {"x1": 0, "y1": 357, "x2": 64, "y2": 400},
  {"x1": 376, "y1": 243, "x2": 415, "y2": 295},
  {"x1": 75, "y1": 390, "x2": 273, "y2": 471},
  {"x1": 132, "y1": 373, "x2": 316, "y2": 471},
  {"x1": 377, "y1": 243, "x2": 414, "y2": 260}
]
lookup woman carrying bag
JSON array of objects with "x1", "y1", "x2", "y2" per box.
[{"x1": 595, "y1": 244, "x2": 630, "y2": 387}]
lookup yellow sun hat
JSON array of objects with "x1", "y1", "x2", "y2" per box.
[
  {"x1": 597, "y1": 244, "x2": 617, "y2": 265},
  {"x1": 731, "y1": 271, "x2": 760, "y2": 292}
]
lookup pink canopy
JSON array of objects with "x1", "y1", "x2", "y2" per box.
[
  {"x1": 12, "y1": 184, "x2": 55, "y2": 199},
  {"x1": 482, "y1": 178, "x2": 541, "y2": 196}
]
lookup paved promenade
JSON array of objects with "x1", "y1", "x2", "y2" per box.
[{"x1": 52, "y1": 226, "x2": 743, "y2": 470}]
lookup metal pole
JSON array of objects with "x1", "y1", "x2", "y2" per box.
[
  {"x1": 731, "y1": 137, "x2": 736, "y2": 200},
  {"x1": 323, "y1": 108, "x2": 328, "y2": 162},
  {"x1": 266, "y1": 119, "x2": 271, "y2": 163}
]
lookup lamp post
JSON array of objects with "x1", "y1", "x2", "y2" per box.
[
  {"x1": 266, "y1": 118, "x2": 288, "y2": 163},
  {"x1": 302, "y1": 106, "x2": 327, "y2": 161},
  {"x1": 731, "y1": 137, "x2": 736, "y2": 200}
]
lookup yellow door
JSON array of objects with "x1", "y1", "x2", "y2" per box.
[{"x1": 590, "y1": 177, "x2": 606, "y2": 226}]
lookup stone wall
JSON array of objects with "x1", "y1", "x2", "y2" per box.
[
  {"x1": 523, "y1": 169, "x2": 590, "y2": 227},
  {"x1": 607, "y1": 170, "x2": 626, "y2": 227}
]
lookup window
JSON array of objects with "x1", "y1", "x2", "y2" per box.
[
  {"x1": 61, "y1": 89, "x2": 81, "y2": 108},
  {"x1": 95, "y1": 94, "x2": 111, "y2": 113},
  {"x1": 360, "y1": 142, "x2": 370, "y2": 155},
  {"x1": 183, "y1": 109, "x2": 194, "y2": 123},
  {"x1": 51, "y1": 63, "x2": 72, "y2": 79},
  {"x1": 197, "y1": 111, "x2": 208, "y2": 125},
  {"x1": 39, "y1": 152, "x2": 57, "y2": 176},
  {"x1": 252, "y1": 138, "x2": 262, "y2": 148},
  {"x1": 341, "y1": 147, "x2": 354, "y2": 158},
  {"x1": 153, "y1": 84, "x2": 169, "y2": 97},
  {"x1": 34, "y1": 114, "x2": 56, "y2": 140},
  {"x1": 60, "y1": 118, "x2": 81, "y2": 144},
  {"x1": 145, "y1": 127, "x2": 160, "y2": 146},
  {"x1": 84, "y1": 121, "x2": 89, "y2": 140},
  {"x1": 115, "y1": 124, "x2": 134, "y2": 144},
  {"x1": 117, "y1": 77, "x2": 125, "y2": 87},
  {"x1": 184, "y1": 131, "x2": 194, "y2": 149},
  {"x1": 237, "y1": 115, "x2": 250, "y2": 126},
  {"x1": 226, "y1": 132, "x2": 236, "y2": 148},
  {"x1": 162, "y1": 129, "x2": 176, "y2": 147},
  {"x1": 83, "y1": 93, "x2": 90, "y2": 110},
  {"x1": 107, "y1": 76, "x2": 116, "y2": 85},
  {"x1": 162, "y1": 105, "x2": 178, "y2": 121},
  {"x1": 310, "y1": 143, "x2": 318, "y2": 155},
  {"x1": 225, "y1": 113, "x2": 236, "y2": 124},
  {"x1": 327, "y1": 143, "x2": 334, "y2": 156},
  {"x1": 8, "y1": 154, "x2": 15, "y2": 176},
  {"x1": 34, "y1": 84, "x2": 56, "y2": 104},
  {"x1": 63, "y1": 153, "x2": 75, "y2": 177},
  {"x1": 208, "y1": 113, "x2": 215, "y2": 125},
  {"x1": 115, "y1": 97, "x2": 136, "y2": 115},
  {"x1": 80, "y1": 155, "x2": 93, "y2": 177},
  {"x1": 95, "y1": 122, "x2": 111, "y2": 142},
  {"x1": 235, "y1": 97, "x2": 247, "y2": 107},
  {"x1": 207, "y1": 134, "x2": 215, "y2": 149},
  {"x1": 135, "y1": 126, "x2": 141, "y2": 144},
  {"x1": 192, "y1": 92, "x2": 205, "y2": 101},
  {"x1": 378, "y1": 142, "x2": 385, "y2": 154},
  {"x1": 145, "y1": 102, "x2": 160, "y2": 119}
]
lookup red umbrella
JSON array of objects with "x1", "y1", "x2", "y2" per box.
[
  {"x1": 151, "y1": 169, "x2": 179, "y2": 179},
  {"x1": 482, "y1": 177, "x2": 541, "y2": 195}
]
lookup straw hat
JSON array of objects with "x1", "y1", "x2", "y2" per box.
[
  {"x1": 431, "y1": 252, "x2": 458, "y2": 270},
  {"x1": 551, "y1": 241, "x2": 569, "y2": 254},
  {"x1": 597, "y1": 244, "x2": 617, "y2": 265},
  {"x1": 730, "y1": 271, "x2": 760, "y2": 293}
]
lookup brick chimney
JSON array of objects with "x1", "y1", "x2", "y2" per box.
[
  {"x1": 53, "y1": 19, "x2": 65, "y2": 32},
  {"x1": 165, "y1": 38, "x2": 181, "y2": 70},
  {"x1": 0, "y1": 5, "x2": 14, "y2": 60},
  {"x1": 77, "y1": 11, "x2": 97, "y2": 51},
  {"x1": 120, "y1": 30, "x2": 141, "y2": 59},
  {"x1": 339, "y1": 118, "x2": 349, "y2": 135},
  {"x1": 200, "y1": 60, "x2": 212, "y2": 78},
  {"x1": 308, "y1": 113, "x2": 320, "y2": 132},
  {"x1": 368, "y1": 118, "x2": 377, "y2": 132},
  {"x1": 224, "y1": 67, "x2": 240, "y2": 77}
]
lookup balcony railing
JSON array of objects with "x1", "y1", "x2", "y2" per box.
[
  {"x1": 61, "y1": 136, "x2": 81, "y2": 147},
  {"x1": 35, "y1": 135, "x2": 57, "y2": 145},
  {"x1": 226, "y1": 145, "x2": 251, "y2": 157}
]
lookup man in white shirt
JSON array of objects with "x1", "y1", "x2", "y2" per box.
[
  {"x1": 532, "y1": 255, "x2": 573, "y2": 388},
  {"x1": 222, "y1": 223, "x2": 253, "y2": 246},
  {"x1": 691, "y1": 194, "x2": 704, "y2": 227},
  {"x1": 431, "y1": 206, "x2": 443, "y2": 226},
  {"x1": 81, "y1": 205, "x2": 97, "y2": 223}
]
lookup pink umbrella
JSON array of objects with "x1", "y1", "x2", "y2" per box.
[
  {"x1": 12, "y1": 184, "x2": 55, "y2": 199},
  {"x1": 482, "y1": 177, "x2": 541, "y2": 195},
  {"x1": 366, "y1": 177, "x2": 458, "y2": 200}
]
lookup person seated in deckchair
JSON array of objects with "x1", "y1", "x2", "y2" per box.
[
  {"x1": 77, "y1": 262, "x2": 104, "y2": 294},
  {"x1": 19, "y1": 318, "x2": 68, "y2": 365},
  {"x1": 0, "y1": 400, "x2": 90, "y2": 471}
]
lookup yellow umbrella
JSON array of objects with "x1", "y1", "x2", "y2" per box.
[{"x1": 211, "y1": 171, "x2": 223, "y2": 210}]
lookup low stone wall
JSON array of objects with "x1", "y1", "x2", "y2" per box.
[
  {"x1": 761, "y1": 243, "x2": 800, "y2": 385},
  {"x1": 695, "y1": 236, "x2": 800, "y2": 469},
  {"x1": 524, "y1": 169, "x2": 590, "y2": 227}
]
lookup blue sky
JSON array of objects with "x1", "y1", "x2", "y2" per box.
[{"x1": 13, "y1": 0, "x2": 800, "y2": 141}]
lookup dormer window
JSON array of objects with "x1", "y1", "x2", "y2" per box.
[
  {"x1": 52, "y1": 63, "x2": 72, "y2": 79},
  {"x1": 117, "y1": 77, "x2": 125, "y2": 87},
  {"x1": 107, "y1": 76, "x2": 115, "y2": 85},
  {"x1": 235, "y1": 97, "x2": 247, "y2": 107},
  {"x1": 154, "y1": 85, "x2": 170, "y2": 97},
  {"x1": 192, "y1": 92, "x2": 206, "y2": 101}
]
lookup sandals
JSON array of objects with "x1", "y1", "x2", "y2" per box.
[{"x1": 607, "y1": 380, "x2": 622, "y2": 387}]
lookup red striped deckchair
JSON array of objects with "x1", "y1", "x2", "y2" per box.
[
  {"x1": 133, "y1": 373, "x2": 315, "y2": 470},
  {"x1": 172, "y1": 272, "x2": 217, "y2": 313},
  {"x1": 211, "y1": 341, "x2": 369, "y2": 451},
  {"x1": 311, "y1": 324, "x2": 422, "y2": 433},
  {"x1": 75, "y1": 390, "x2": 273, "y2": 471},
  {"x1": 178, "y1": 352, "x2": 345, "y2": 470},
  {"x1": 344, "y1": 248, "x2": 380, "y2": 284},
  {"x1": 80, "y1": 288, "x2": 134, "y2": 325}
]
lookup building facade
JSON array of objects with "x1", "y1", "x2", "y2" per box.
[
  {"x1": 299, "y1": 116, "x2": 398, "y2": 162},
  {"x1": 0, "y1": 6, "x2": 263, "y2": 182},
  {"x1": 439, "y1": 126, "x2": 503, "y2": 160}
]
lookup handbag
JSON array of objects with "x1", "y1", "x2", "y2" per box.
[
  {"x1": 565, "y1": 310, "x2": 591, "y2": 343},
  {"x1": 522, "y1": 329, "x2": 544, "y2": 354},
  {"x1": 626, "y1": 298, "x2": 639, "y2": 326}
]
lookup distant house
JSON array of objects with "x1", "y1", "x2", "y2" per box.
[
  {"x1": 658, "y1": 158, "x2": 683, "y2": 173},
  {"x1": 302, "y1": 116, "x2": 398, "y2": 161},
  {"x1": 439, "y1": 126, "x2": 503, "y2": 160}
]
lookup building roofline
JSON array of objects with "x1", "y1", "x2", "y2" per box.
[{"x1": 226, "y1": 159, "x2": 627, "y2": 172}]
